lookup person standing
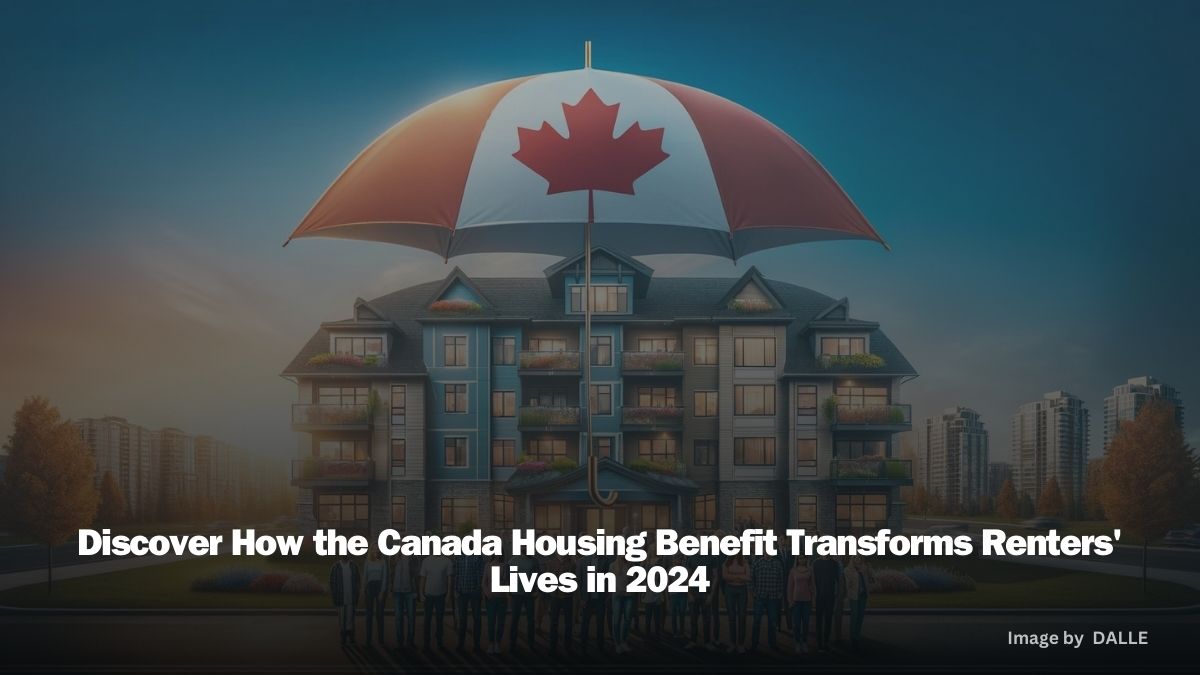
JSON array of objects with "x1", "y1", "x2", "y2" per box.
[
  {"x1": 545, "y1": 552, "x2": 575, "y2": 655},
  {"x1": 577, "y1": 550, "x2": 609, "y2": 655},
  {"x1": 640, "y1": 554, "x2": 664, "y2": 644},
  {"x1": 787, "y1": 555, "x2": 815, "y2": 654},
  {"x1": 686, "y1": 548, "x2": 715, "y2": 650},
  {"x1": 722, "y1": 553, "x2": 750, "y2": 653},
  {"x1": 419, "y1": 552, "x2": 452, "y2": 650},
  {"x1": 329, "y1": 553, "x2": 361, "y2": 646},
  {"x1": 844, "y1": 556, "x2": 875, "y2": 651},
  {"x1": 749, "y1": 549, "x2": 784, "y2": 651},
  {"x1": 391, "y1": 551, "x2": 419, "y2": 649},
  {"x1": 668, "y1": 552, "x2": 688, "y2": 639},
  {"x1": 482, "y1": 553, "x2": 508, "y2": 654},
  {"x1": 609, "y1": 555, "x2": 637, "y2": 654},
  {"x1": 363, "y1": 548, "x2": 388, "y2": 647},
  {"x1": 811, "y1": 551, "x2": 840, "y2": 652},
  {"x1": 831, "y1": 556, "x2": 848, "y2": 647},
  {"x1": 707, "y1": 530, "x2": 726, "y2": 650},
  {"x1": 451, "y1": 552, "x2": 485, "y2": 652},
  {"x1": 507, "y1": 550, "x2": 539, "y2": 653}
]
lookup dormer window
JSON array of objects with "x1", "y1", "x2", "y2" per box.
[
  {"x1": 820, "y1": 336, "x2": 866, "y2": 356},
  {"x1": 569, "y1": 285, "x2": 628, "y2": 313},
  {"x1": 334, "y1": 336, "x2": 384, "y2": 358}
]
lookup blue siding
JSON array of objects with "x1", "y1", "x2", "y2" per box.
[{"x1": 424, "y1": 323, "x2": 491, "y2": 480}]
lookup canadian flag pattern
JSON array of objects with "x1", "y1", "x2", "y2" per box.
[{"x1": 289, "y1": 68, "x2": 884, "y2": 259}]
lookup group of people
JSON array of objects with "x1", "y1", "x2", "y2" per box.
[{"x1": 328, "y1": 530, "x2": 876, "y2": 657}]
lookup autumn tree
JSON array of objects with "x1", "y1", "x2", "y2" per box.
[
  {"x1": 995, "y1": 480, "x2": 1019, "y2": 519},
  {"x1": 97, "y1": 471, "x2": 128, "y2": 525},
  {"x1": 1084, "y1": 458, "x2": 1106, "y2": 520},
  {"x1": 4, "y1": 396, "x2": 99, "y2": 592},
  {"x1": 1037, "y1": 476, "x2": 1064, "y2": 518},
  {"x1": 1101, "y1": 399, "x2": 1197, "y2": 593},
  {"x1": 977, "y1": 494, "x2": 994, "y2": 516}
]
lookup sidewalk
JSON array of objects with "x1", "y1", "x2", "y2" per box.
[{"x1": 0, "y1": 554, "x2": 191, "y2": 592}]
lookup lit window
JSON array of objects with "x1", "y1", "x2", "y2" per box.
[
  {"x1": 734, "y1": 337, "x2": 776, "y2": 367},
  {"x1": 444, "y1": 437, "x2": 468, "y2": 467},
  {"x1": 441, "y1": 497, "x2": 478, "y2": 533},
  {"x1": 734, "y1": 385, "x2": 776, "y2": 416},
  {"x1": 734, "y1": 437, "x2": 776, "y2": 465},
  {"x1": 443, "y1": 335, "x2": 468, "y2": 366},
  {"x1": 491, "y1": 439, "x2": 516, "y2": 467},
  {"x1": 734, "y1": 497, "x2": 774, "y2": 528},
  {"x1": 693, "y1": 337, "x2": 718, "y2": 365},
  {"x1": 694, "y1": 391, "x2": 718, "y2": 417},
  {"x1": 694, "y1": 494, "x2": 716, "y2": 531}
]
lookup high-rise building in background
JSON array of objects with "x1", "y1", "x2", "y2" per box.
[
  {"x1": 76, "y1": 417, "x2": 156, "y2": 520},
  {"x1": 920, "y1": 407, "x2": 989, "y2": 507},
  {"x1": 1103, "y1": 376, "x2": 1184, "y2": 452},
  {"x1": 987, "y1": 461, "x2": 1012, "y2": 497},
  {"x1": 1011, "y1": 391, "x2": 1088, "y2": 507}
]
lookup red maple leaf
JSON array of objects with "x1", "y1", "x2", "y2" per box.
[{"x1": 513, "y1": 89, "x2": 669, "y2": 195}]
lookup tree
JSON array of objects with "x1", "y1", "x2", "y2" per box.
[
  {"x1": 97, "y1": 471, "x2": 127, "y2": 526},
  {"x1": 1100, "y1": 399, "x2": 1197, "y2": 594},
  {"x1": 4, "y1": 397, "x2": 99, "y2": 592},
  {"x1": 995, "y1": 480, "x2": 1019, "y2": 519},
  {"x1": 977, "y1": 494, "x2": 994, "y2": 516},
  {"x1": 1017, "y1": 492, "x2": 1035, "y2": 519},
  {"x1": 1037, "y1": 476, "x2": 1064, "y2": 517},
  {"x1": 1084, "y1": 458, "x2": 1106, "y2": 520},
  {"x1": 911, "y1": 485, "x2": 929, "y2": 517}
]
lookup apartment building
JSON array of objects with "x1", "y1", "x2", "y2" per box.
[
  {"x1": 920, "y1": 407, "x2": 989, "y2": 507},
  {"x1": 1011, "y1": 391, "x2": 1089, "y2": 506},
  {"x1": 987, "y1": 461, "x2": 1012, "y2": 497},
  {"x1": 283, "y1": 249, "x2": 917, "y2": 537},
  {"x1": 76, "y1": 416, "x2": 158, "y2": 520},
  {"x1": 1102, "y1": 376, "x2": 1184, "y2": 452}
]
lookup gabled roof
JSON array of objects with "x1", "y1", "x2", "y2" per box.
[
  {"x1": 813, "y1": 297, "x2": 849, "y2": 321},
  {"x1": 426, "y1": 266, "x2": 495, "y2": 309},
  {"x1": 717, "y1": 266, "x2": 786, "y2": 310},
  {"x1": 543, "y1": 247, "x2": 654, "y2": 298}
]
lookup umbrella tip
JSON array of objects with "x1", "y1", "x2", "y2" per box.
[
  {"x1": 584, "y1": 41, "x2": 592, "y2": 69},
  {"x1": 881, "y1": 239, "x2": 892, "y2": 252}
]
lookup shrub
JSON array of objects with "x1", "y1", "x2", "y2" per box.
[
  {"x1": 191, "y1": 567, "x2": 263, "y2": 592},
  {"x1": 514, "y1": 460, "x2": 550, "y2": 475},
  {"x1": 306, "y1": 352, "x2": 367, "y2": 367},
  {"x1": 627, "y1": 458, "x2": 679, "y2": 475},
  {"x1": 248, "y1": 573, "x2": 290, "y2": 593},
  {"x1": 871, "y1": 568, "x2": 919, "y2": 593},
  {"x1": 280, "y1": 573, "x2": 325, "y2": 594},
  {"x1": 818, "y1": 353, "x2": 886, "y2": 370},
  {"x1": 549, "y1": 456, "x2": 579, "y2": 472},
  {"x1": 903, "y1": 565, "x2": 976, "y2": 592}
]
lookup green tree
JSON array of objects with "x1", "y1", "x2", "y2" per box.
[
  {"x1": 995, "y1": 480, "x2": 1019, "y2": 519},
  {"x1": 4, "y1": 397, "x2": 99, "y2": 592},
  {"x1": 1037, "y1": 476, "x2": 1064, "y2": 518},
  {"x1": 97, "y1": 471, "x2": 127, "y2": 525},
  {"x1": 1101, "y1": 400, "x2": 1197, "y2": 594}
]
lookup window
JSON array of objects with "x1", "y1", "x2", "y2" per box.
[
  {"x1": 836, "y1": 493, "x2": 887, "y2": 534},
  {"x1": 391, "y1": 385, "x2": 406, "y2": 425},
  {"x1": 444, "y1": 383, "x2": 468, "y2": 413},
  {"x1": 589, "y1": 384, "x2": 612, "y2": 415},
  {"x1": 444, "y1": 437, "x2": 468, "y2": 467},
  {"x1": 795, "y1": 438, "x2": 817, "y2": 472},
  {"x1": 734, "y1": 337, "x2": 776, "y2": 367},
  {"x1": 694, "y1": 494, "x2": 716, "y2": 531},
  {"x1": 734, "y1": 497, "x2": 775, "y2": 528},
  {"x1": 821, "y1": 336, "x2": 866, "y2": 356},
  {"x1": 527, "y1": 389, "x2": 568, "y2": 407},
  {"x1": 693, "y1": 439, "x2": 716, "y2": 466},
  {"x1": 638, "y1": 337, "x2": 677, "y2": 352},
  {"x1": 318, "y1": 439, "x2": 368, "y2": 460},
  {"x1": 570, "y1": 285, "x2": 628, "y2": 313},
  {"x1": 638, "y1": 437, "x2": 677, "y2": 463},
  {"x1": 528, "y1": 337, "x2": 567, "y2": 352},
  {"x1": 734, "y1": 437, "x2": 776, "y2": 465},
  {"x1": 391, "y1": 439, "x2": 406, "y2": 476},
  {"x1": 493, "y1": 495, "x2": 515, "y2": 531},
  {"x1": 391, "y1": 495, "x2": 407, "y2": 530},
  {"x1": 795, "y1": 385, "x2": 817, "y2": 416},
  {"x1": 693, "y1": 391, "x2": 718, "y2": 417},
  {"x1": 525, "y1": 437, "x2": 567, "y2": 462},
  {"x1": 534, "y1": 504, "x2": 565, "y2": 535},
  {"x1": 734, "y1": 384, "x2": 776, "y2": 416},
  {"x1": 441, "y1": 497, "x2": 478, "y2": 533},
  {"x1": 492, "y1": 391, "x2": 516, "y2": 417},
  {"x1": 796, "y1": 495, "x2": 818, "y2": 530},
  {"x1": 590, "y1": 336, "x2": 612, "y2": 365},
  {"x1": 334, "y1": 336, "x2": 383, "y2": 357},
  {"x1": 443, "y1": 335, "x2": 468, "y2": 366},
  {"x1": 318, "y1": 386, "x2": 369, "y2": 406},
  {"x1": 492, "y1": 337, "x2": 515, "y2": 365},
  {"x1": 318, "y1": 493, "x2": 369, "y2": 529},
  {"x1": 639, "y1": 504, "x2": 670, "y2": 530},
  {"x1": 835, "y1": 439, "x2": 887, "y2": 459},
  {"x1": 693, "y1": 337, "x2": 718, "y2": 365},
  {"x1": 593, "y1": 436, "x2": 614, "y2": 460},
  {"x1": 835, "y1": 385, "x2": 888, "y2": 407},
  {"x1": 491, "y1": 439, "x2": 516, "y2": 467},
  {"x1": 637, "y1": 386, "x2": 677, "y2": 407}
]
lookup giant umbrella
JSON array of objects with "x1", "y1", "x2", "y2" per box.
[{"x1": 287, "y1": 45, "x2": 888, "y2": 507}]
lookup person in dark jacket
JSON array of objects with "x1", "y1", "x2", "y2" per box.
[
  {"x1": 811, "y1": 550, "x2": 841, "y2": 652},
  {"x1": 330, "y1": 554, "x2": 362, "y2": 645}
]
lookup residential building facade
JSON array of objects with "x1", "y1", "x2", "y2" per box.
[
  {"x1": 76, "y1": 416, "x2": 158, "y2": 520},
  {"x1": 1102, "y1": 376, "x2": 1184, "y2": 452},
  {"x1": 284, "y1": 249, "x2": 917, "y2": 538},
  {"x1": 920, "y1": 407, "x2": 989, "y2": 508},
  {"x1": 1011, "y1": 391, "x2": 1088, "y2": 507},
  {"x1": 987, "y1": 461, "x2": 1012, "y2": 497}
]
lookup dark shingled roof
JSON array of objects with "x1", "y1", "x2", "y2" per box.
[{"x1": 282, "y1": 271, "x2": 916, "y2": 377}]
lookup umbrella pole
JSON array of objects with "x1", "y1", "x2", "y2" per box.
[{"x1": 585, "y1": 189, "x2": 618, "y2": 508}]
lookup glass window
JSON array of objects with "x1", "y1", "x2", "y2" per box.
[
  {"x1": 637, "y1": 386, "x2": 677, "y2": 407},
  {"x1": 318, "y1": 386, "x2": 369, "y2": 406},
  {"x1": 693, "y1": 337, "x2": 718, "y2": 366},
  {"x1": 444, "y1": 437, "x2": 468, "y2": 467},
  {"x1": 795, "y1": 438, "x2": 817, "y2": 472},
  {"x1": 639, "y1": 504, "x2": 670, "y2": 531},
  {"x1": 524, "y1": 437, "x2": 567, "y2": 462},
  {"x1": 795, "y1": 384, "x2": 817, "y2": 415},
  {"x1": 318, "y1": 493, "x2": 369, "y2": 529},
  {"x1": 493, "y1": 495, "x2": 515, "y2": 531},
  {"x1": 534, "y1": 504, "x2": 565, "y2": 535},
  {"x1": 333, "y1": 336, "x2": 383, "y2": 357},
  {"x1": 528, "y1": 337, "x2": 567, "y2": 352},
  {"x1": 590, "y1": 336, "x2": 612, "y2": 366},
  {"x1": 734, "y1": 337, "x2": 776, "y2": 367},
  {"x1": 734, "y1": 498, "x2": 775, "y2": 529},
  {"x1": 391, "y1": 385, "x2": 406, "y2": 426},
  {"x1": 693, "y1": 439, "x2": 716, "y2": 466},
  {"x1": 318, "y1": 439, "x2": 368, "y2": 461},
  {"x1": 492, "y1": 337, "x2": 515, "y2": 365},
  {"x1": 835, "y1": 439, "x2": 887, "y2": 459},
  {"x1": 491, "y1": 439, "x2": 516, "y2": 467},
  {"x1": 391, "y1": 439, "x2": 406, "y2": 476},
  {"x1": 638, "y1": 337, "x2": 677, "y2": 352},
  {"x1": 734, "y1": 437, "x2": 776, "y2": 465},
  {"x1": 835, "y1": 385, "x2": 889, "y2": 407},
  {"x1": 589, "y1": 384, "x2": 612, "y2": 415},
  {"x1": 443, "y1": 335, "x2": 468, "y2": 366},
  {"x1": 593, "y1": 436, "x2": 614, "y2": 460},
  {"x1": 492, "y1": 390, "x2": 516, "y2": 417},
  {"x1": 638, "y1": 437, "x2": 677, "y2": 463},
  {"x1": 836, "y1": 493, "x2": 888, "y2": 534},
  {"x1": 694, "y1": 494, "x2": 716, "y2": 531},
  {"x1": 796, "y1": 495, "x2": 817, "y2": 530},
  {"x1": 694, "y1": 391, "x2": 718, "y2": 417},
  {"x1": 734, "y1": 384, "x2": 776, "y2": 416},
  {"x1": 570, "y1": 285, "x2": 628, "y2": 313},
  {"x1": 441, "y1": 497, "x2": 478, "y2": 533},
  {"x1": 527, "y1": 388, "x2": 568, "y2": 407},
  {"x1": 391, "y1": 495, "x2": 407, "y2": 530},
  {"x1": 821, "y1": 337, "x2": 866, "y2": 356},
  {"x1": 444, "y1": 383, "x2": 468, "y2": 413}
]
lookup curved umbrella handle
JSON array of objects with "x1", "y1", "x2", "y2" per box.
[{"x1": 587, "y1": 455, "x2": 618, "y2": 507}]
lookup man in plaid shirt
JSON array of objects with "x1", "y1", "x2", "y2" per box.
[
  {"x1": 749, "y1": 549, "x2": 785, "y2": 651},
  {"x1": 450, "y1": 554, "x2": 485, "y2": 651}
]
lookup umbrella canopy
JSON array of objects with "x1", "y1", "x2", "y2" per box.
[{"x1": 286, "y1": 67, "x2": 886, "y2": 258}]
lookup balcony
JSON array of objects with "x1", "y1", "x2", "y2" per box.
[
  {"x1": 831, "y1": 403, "x2": 912, "y2": 431},
  {"x1": 290, "y1": 458, "x2": 374, "y2": 486},
  {"x1": 518, "y1": 351, "x2": 581, "y2": 376},
  {"x1": 518, "y1": 406, "x2": 582, "y2": 430},
  {"x1": 620, "y1": 351, "x2": 685, "y2": 374},
  {"x1": 621, "y1": 406, "x2": 685, "y2": 430},
  {"x1": 830, "y1": 457, "x2": 912, "y2": 483},
  {"x1": 291, "y1": 404, "x2": 371, "y2": 431}
]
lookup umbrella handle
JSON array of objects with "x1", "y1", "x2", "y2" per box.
[{"x1": 587, "y1": 455, "x2": 618, "y2": 507}]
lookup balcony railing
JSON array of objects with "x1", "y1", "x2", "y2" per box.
[
  {"x1": 620, "y1": 351, "x2": 685, "y2": 373},
  {"x1": 291, "y1": 404, "x2": 371, "y2": 429},
  {"x1": 832, "y1": 403, "x2": 912, "y2": 429},
  {"x1": 518, "y1": 406, "x2": 582, "y2": 428},
  {"x1": 290, "y1": 458, "x2": 374, "y2": 484},
  {"x1": 518, "y1": 350, "x2": 581, "y2": 372},
  {"x1": 830, "y1": 458, "x2": 912, "y2": 481},
  {"x1": 622, "y1": 406, "x2": 685, "y2": 428}
]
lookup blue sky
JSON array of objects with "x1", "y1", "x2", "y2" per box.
[{"x1": 1, "y1": 0, "x2": 1197, "y2": 457}]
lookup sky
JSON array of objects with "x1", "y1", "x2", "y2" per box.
[{"x1": 1, "y1": 0, "x2": 1197, "y2": 462}]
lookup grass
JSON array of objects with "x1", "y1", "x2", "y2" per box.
[{"x1": 910, "y1": 515, "x2": 1120, "y2": 538}]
